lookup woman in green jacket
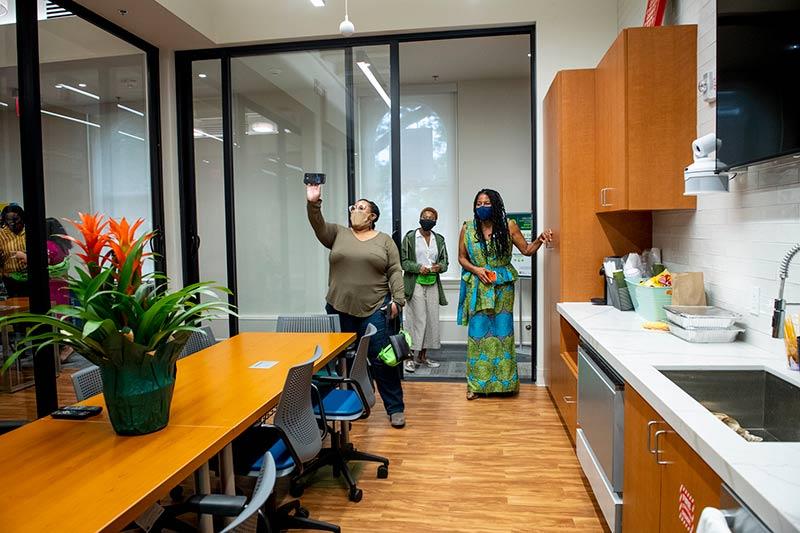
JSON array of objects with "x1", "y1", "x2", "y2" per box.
[{"x1": 400, "y1": 207, "x2": 448, "y2": 373}]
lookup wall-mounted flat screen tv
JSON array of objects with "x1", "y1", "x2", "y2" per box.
[{"x1": 717, "y1": 0, "x2": 800, "y2": 169}]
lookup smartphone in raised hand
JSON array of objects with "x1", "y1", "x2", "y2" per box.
[{"x1": 303, "y1": 173, "x2": 326, "y2": 185}]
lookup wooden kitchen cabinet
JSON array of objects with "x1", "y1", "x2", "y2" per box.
[
  {"x1": 658, "y1": 427, "x2": 721, "y2": 533},
  {"x1": 595, "y1": 25, "x2": 697, "y2": 212},
  {"x1": 623, "y1": 388, "x2": 722, "y2": 533},
  {"x1": 543, "y1": 71, "x2": 652, "y2": 438},
  {"x1": 623, "y1": 387, "x2": 664, "y2": 533},
  {"x1": 550, "y1": 351, "x2": 578, "y2": 443}
]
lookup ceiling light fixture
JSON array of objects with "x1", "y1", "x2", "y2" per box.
[
  {"x1": 193, "y1": 128, "x2": 224, "y2": 142},
  {"x1": 55, "y1": 83, "x2": 100, "y2": 100},
  {"x1": 250, "y1": 121, "x2": 278, "y2": 134},
  {"x1": 117, "y1": 130, "x2": 145, "y2": 142},
  {"x1": 42, "y1": 110, "x2": 101, "y2": 128},
  {"x1": 117, "y1": 103, "x2": 144, "y2": 117},
  {"x1": 357, "y1": 61, "x2": 390, "y2": 108},
  {"x1": 0, "y1": 101, "x2": 8, "y2": 107},
  {"x1": 198, "y1": 73, "x2": 208, "y2": 78},
  {"x1": 310, "y1": 0, "x2": 325, "y2": 6},
  {"x1": 339, "y1": 0, "x2": 354, "y2": 36},
  {"x1": 78, "y1": 83, "x2": 87, "y2": 88}
]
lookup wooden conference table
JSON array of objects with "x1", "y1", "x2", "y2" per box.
[{"x1": 0, "y1": 332, "x2": 355, "y2": 533}]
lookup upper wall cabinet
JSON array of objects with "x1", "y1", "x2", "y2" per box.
[{"x1": 595, "y1": 25, "x2": 697, "y2": 212}]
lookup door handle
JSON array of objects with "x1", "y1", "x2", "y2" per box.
[
  {"x1": 647, "y1": 420, "x2": 661, "y2": 454},
  {"x1": 605, "y1": 187, "x2": 614, "y2": 207},
  {"x1": 563, "y1": 395, "x2": 576, "y2": 404},
  {"x1": 600, "y1": 188, "x2": 606, "y2": 207},
  {"x1": 654, "y1": 430, "x2": 672, "y2": 465}
]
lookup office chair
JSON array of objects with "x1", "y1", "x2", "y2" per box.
[
  {"x1": 276, "y1": 315, "x2": 341, "y2": 333},
  {"x1": 154, "y1": 452, "x2": 277, "y2": 533},
  {"x1": 234, "y1": 347, "x2": 340, "y2": 533},
  {"x1": 276, "y1": 314, "x2": 345, "y2": 376},
  {"x1": 179, "y1": 326, "x2": 218, "y2": 359},
  {"x1": 301, "y1": 323, "x2": 389, "y2": 502},
  {"x1": 71, "y1": 365, "x2": 103, "y2": 401}
]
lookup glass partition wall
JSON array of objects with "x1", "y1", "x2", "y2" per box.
[
  {"x1": 0, "y1": 1, "x2": 163, "y2": 420},
  {"x1": 179, "y1": 29, "x2": 536, "y2": 372}
]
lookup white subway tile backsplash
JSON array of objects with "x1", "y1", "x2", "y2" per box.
[
  {"x1": 728, "y1": 204, "x2": 800, "y2": 225},
  {"x1": 758, "y1": 165, "x2": 800, "y2": 188}
]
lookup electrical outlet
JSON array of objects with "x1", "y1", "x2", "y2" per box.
[{"x1": 750, "y1": 286, "x2": 760, "y2": 316}]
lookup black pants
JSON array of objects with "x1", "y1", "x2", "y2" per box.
[{"x1": 326, "y1": 300, "x2": 405, "y2": 416}]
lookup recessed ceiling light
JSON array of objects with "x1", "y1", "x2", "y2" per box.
[
  {"x1": 310, "y1": 0, "x2": 326, "y2": 6},
  {"x1": 198, "y1": 73, "x2": 208, "y2": 78},
  {"x1": 78, "y1": 83, "x2": 87, "y2": 88},
  {"x1": 117, "y1": 103, "x2": 144, "y2": 117},
  {"x1": 202, "y1": 159, "x2": 210, "y2": 164},
  {"x1": 55, "y1": 83, "x2": 100, "y2": 100},
  {"x1": 118, "y1": 9, "x2": 128, "y2": 15},
  {"x1": 42, "y1": 110, "x2": 101, "y2": 128},
  {"x1": 251, "y1": 121, "x2": 277, "y2": 134},
  {"x1": 284, "y1": 128, "x2": 291, "y2": 134},
  {"x1": 527, "y1": 53, "x2": 531, "y2": 57}
]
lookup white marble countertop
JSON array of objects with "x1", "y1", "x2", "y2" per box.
[{"x1": 557, "y1": 302, "x2": 800, "y2": 533}]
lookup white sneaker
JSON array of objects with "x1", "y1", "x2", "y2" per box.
[
  {"x1": 422, "y1": 359, "x2": 440, "y2": 368},
  {"x1": 403, "y1": 359, "x2": 416, "y2": 373}
]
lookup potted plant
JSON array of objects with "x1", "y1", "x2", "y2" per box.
[{"x1": 0, "y1": 213, "x2": 233, "y2": 435}]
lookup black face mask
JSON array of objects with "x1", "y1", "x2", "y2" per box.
[{"x1": 419, "y1": 219, "x2": 436, "y2": 232}]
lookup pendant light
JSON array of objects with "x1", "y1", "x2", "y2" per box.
[{"x1": 339, "y1": 0, "x2": 354, "y2": 36}]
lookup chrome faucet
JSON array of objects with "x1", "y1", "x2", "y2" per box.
[{"x1": 772, "y1": 243, "x2": 800, "y2": 338}]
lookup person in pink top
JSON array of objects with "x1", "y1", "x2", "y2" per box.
[{"x1": 45, "y1": 218, "x2": 74, "y2": 362}]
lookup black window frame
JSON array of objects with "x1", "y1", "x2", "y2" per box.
[
  {"x1": 14, "y1": 0, "x2": 165, "y2": 416},
  {"x1": 175, "y1": 25, "x2": 540, "y2": 381}
]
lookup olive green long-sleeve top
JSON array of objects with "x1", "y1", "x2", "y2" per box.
[{"x1": 307, "y1": 200, "x2": 405, "y2": 317}]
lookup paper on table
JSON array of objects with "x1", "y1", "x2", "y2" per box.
[{"x1": 250, "y1": 361, "x2": 278, "y2": 369}]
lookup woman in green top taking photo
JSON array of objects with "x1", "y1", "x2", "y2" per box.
[
  {"x1": 400, "y1": 207, "x2": 448, "y2": 373},
  {"x1": 458, "y1": 189, "x2": 553, "y2": 401}
]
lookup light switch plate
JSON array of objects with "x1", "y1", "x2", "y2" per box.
[{"x1": 750, "y1": 286, "x2": 760, "y2": 315}]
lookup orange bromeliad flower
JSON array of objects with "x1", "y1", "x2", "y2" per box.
[
  {"x1": 64, "y1": 213, "x2": 110, "y2": 275},
  {"x1": 107, "y1": 217, "x2": 154, "y2": 294}
]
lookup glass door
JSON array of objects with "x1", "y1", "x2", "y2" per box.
[{"x1": 230, "y1": 50, "x2": 349, "y2": 331}]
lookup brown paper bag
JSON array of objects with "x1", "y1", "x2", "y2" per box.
[{"x1": 672, "y1": 272, "x2": 707, "y2": 306}]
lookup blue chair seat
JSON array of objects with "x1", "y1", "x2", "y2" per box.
[
  {"x1": 314, "y1": 389, "x2": 363, "y2": 418},
  {"x1": 251, "y1": 439, "x2": 294, "y2": 473}
]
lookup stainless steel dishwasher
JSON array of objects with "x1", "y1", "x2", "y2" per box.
[{"x1": 576, "y1": 340, "x2": 624, "y2": 533}]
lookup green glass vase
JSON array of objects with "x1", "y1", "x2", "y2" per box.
[{"x1": 99, "y1": 334, "x2": 188, "y2": 436}]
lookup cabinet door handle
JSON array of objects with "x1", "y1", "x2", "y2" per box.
[
  {"x1": 654, "y1": 430, "x2": 673, "y2": 465},
  {"x1": 647, "y1": 420, "x2": 661, "y2": 454},
  {"x1": 563, "y1": 395, "x2": 576, "y2": 404},
  {"x1": 600, "y1": 188, "x2": 607, "y2": 207},
  {"x1": 605, "y1": 187, "x2": 614, "y2": 207}
]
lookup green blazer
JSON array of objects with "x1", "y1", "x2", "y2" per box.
[{"x1": 400, "y1": 229, "x2": 449, "y2": 305}]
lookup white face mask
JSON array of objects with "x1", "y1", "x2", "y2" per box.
[{"x1": 350, "y1": 210, "x2": 372, "y2": 229}]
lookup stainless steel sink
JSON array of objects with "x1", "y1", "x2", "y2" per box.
[{"x1": 659, "y1": 370, "x2": 800, "y2": 442}]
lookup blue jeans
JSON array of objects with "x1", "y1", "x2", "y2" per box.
[{"x1": 326, "y1": 299, "x2": 405, "y2": 415}]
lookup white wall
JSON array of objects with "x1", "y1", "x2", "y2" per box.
[{"x1": 619, "y1": 0, "x2": 800, "y2": 355}]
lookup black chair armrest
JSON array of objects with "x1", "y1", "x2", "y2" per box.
[
  {"x1": 310, "y1": 383, "x2": 328, "y2": 440},
  {"x1": 257, "y1": 423, "x2": 306, "y2": 476},
  {"x1": 187, "y1": 494, "x2": 247, "y2": 517}
]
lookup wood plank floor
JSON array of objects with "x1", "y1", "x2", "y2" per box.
[
  {"x1": 295, "y1": 381, "x2": 608, "y2": 533},
  {"x1": 2, "y1": 376, "x2": 608, "y2": 532}
]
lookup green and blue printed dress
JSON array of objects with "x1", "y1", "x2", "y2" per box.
[{"x1": 457, "y1": 220, "x2": 519, "y2": 394}]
